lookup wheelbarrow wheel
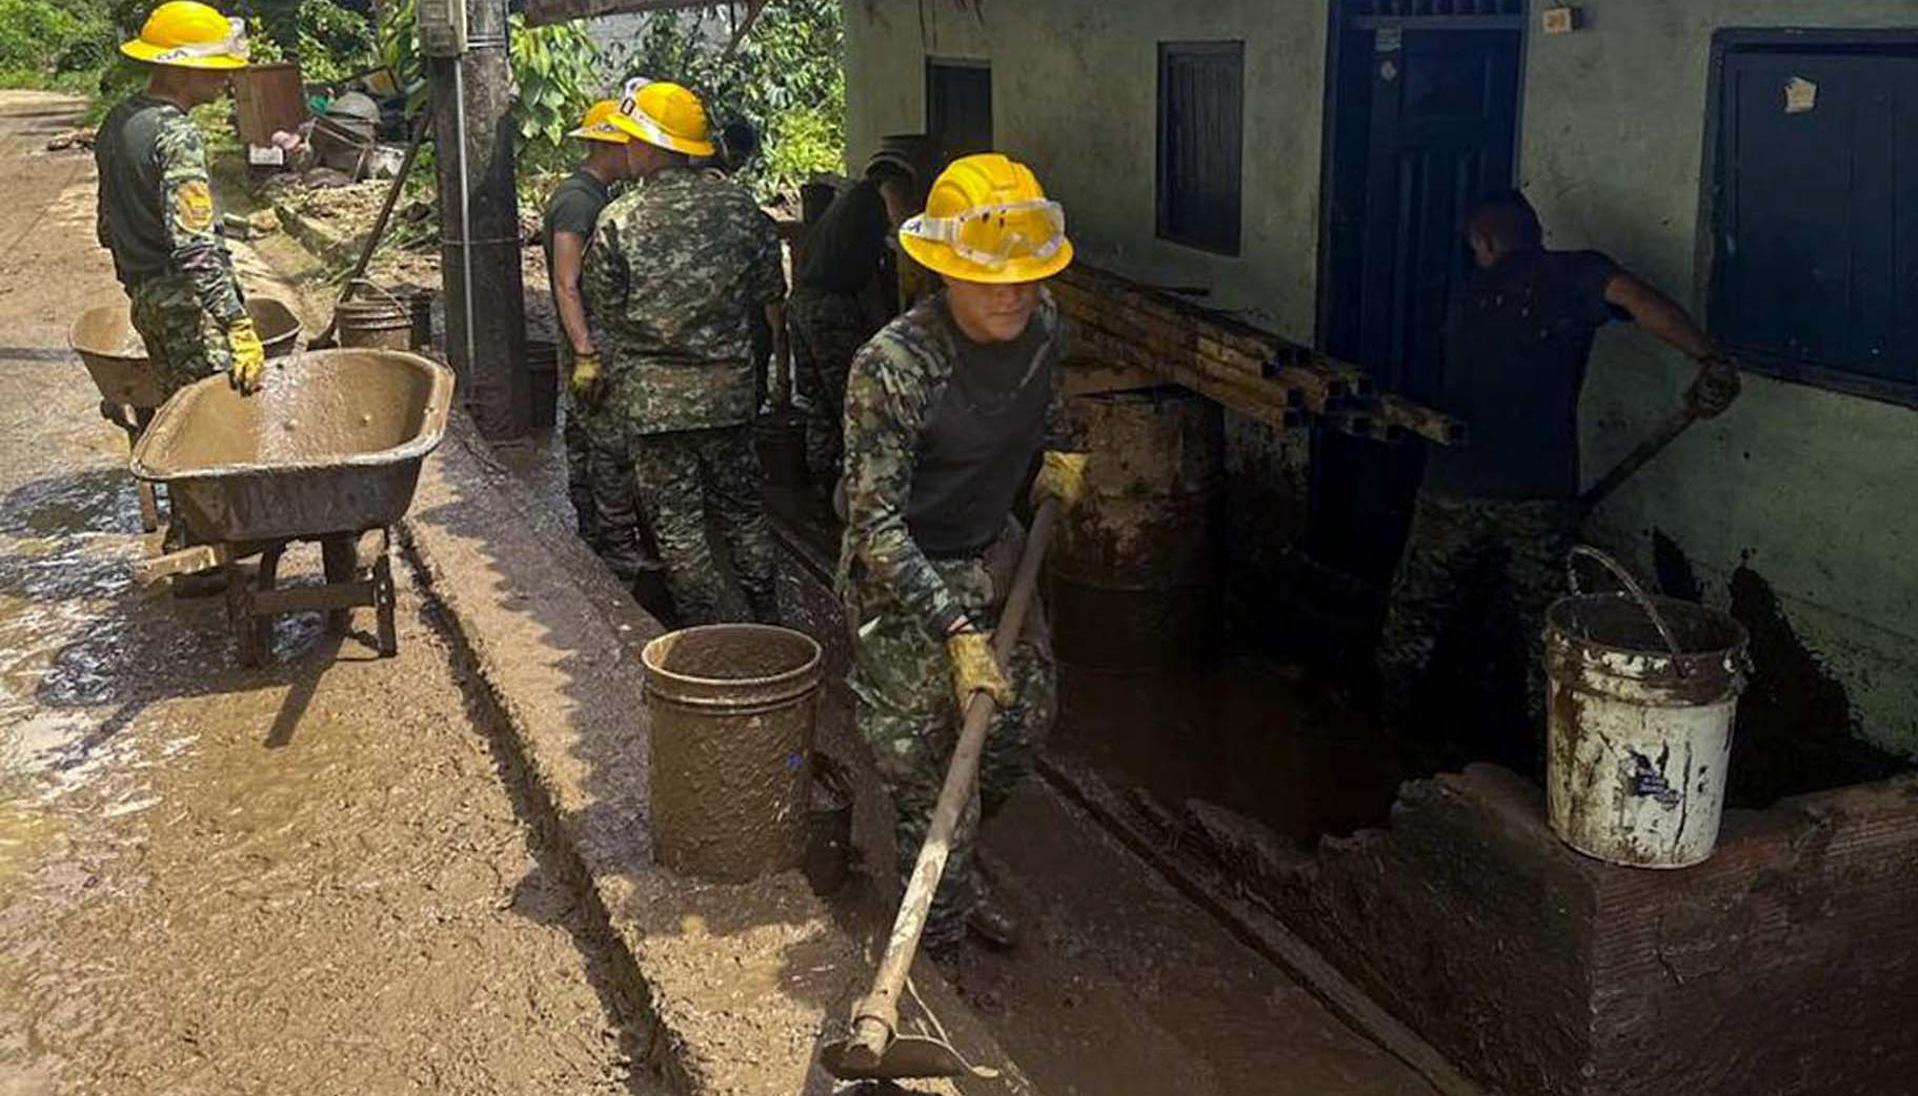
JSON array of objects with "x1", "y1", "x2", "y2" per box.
[
  {"x1": 226, "y1": 560, "x2": 264, "y2": 669},
  {"x1": 253, "y1": 546, "x2": 283, "y2": 661},
  {"x1": 321, "y1": 535, "x2": 359, "y2": 636}
]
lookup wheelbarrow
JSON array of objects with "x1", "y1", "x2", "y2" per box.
[
  {"x1": 68, "y1": 295, "x2": 302, "y2": 532},
  {"x1": 128, "y1": 348, "x2": 455, "y2": 667}
]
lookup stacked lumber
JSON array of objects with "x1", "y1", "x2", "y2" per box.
[{"x1": 1050, "y1": 263, "x2": 1463, "y2": 446}]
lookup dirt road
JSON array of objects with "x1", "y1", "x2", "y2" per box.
[{"x1": 0, "y1": 91, "x2": 649, "y2": 1094}]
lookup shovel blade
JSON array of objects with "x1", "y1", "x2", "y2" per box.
[{"x1": 820, "y1": 1034, "x2": 994, "y2": 1082}]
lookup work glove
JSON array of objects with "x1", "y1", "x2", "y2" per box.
[
  {"x1": 1031, "y1": 450, "x2": 1089, "y2": 508},
  {"x1": 1685, "y1": 355, "x2": 1741, "y2": 419},
  {"x1": 946, "y1": 628, "x2": 1013, "y2": 713},
  {"x1": 569, "y1": 350, "x2": 605, "y2": 405},
  {"x1": 226, "y1": 316, "x2": 266, "y2": 394}
]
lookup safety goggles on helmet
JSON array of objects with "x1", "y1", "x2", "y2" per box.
[
  {"x1": 149, "y1": 16, "x2": 249, "y2": 63},
  {"x1": 613, "y1": 76, "x2": 708, "y2": 153},
  {"x1": 898, "y1": 198, "x2": 1067, "y2": 271}
]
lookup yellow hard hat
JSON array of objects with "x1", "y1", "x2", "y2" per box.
[
  {"x1": 607, "y1": 77, "x2": 715, "y2": 157},
  {"x1": 568, "y1": 99, "x2": 631, "y2": 144},
  {"x1": 899, "y1": 153, "x2": 1073, "y2": 284},
  {"x1": 120, "y1": 1, "x2": 249, "y2": 70}
]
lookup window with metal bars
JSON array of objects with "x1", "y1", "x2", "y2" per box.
[{"x1": 1157, "y1": 41, "x2": 1244, "y2": 256}]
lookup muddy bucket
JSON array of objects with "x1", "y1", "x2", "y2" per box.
[
  {"x1": 642, "y1": 624, "x2": 824, "y2": 882},
  {"x1": 334, "y1": 280, "x2": 412, "y2": 351},
  {"x1": 1545, "y1": 548, "x2": 1749, "y2": 868},
  {"x1": 525, "y1": 338, "x2": 558, "y2": 430}
]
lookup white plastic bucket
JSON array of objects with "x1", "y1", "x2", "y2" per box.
[{"x1": 1544, "y1": 548, "x2": 1750, "y2": 868}]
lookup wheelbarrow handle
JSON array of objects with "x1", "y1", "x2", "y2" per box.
[{"x1": 842, "y1": 498, "x2": 1059, "y2": 1069}]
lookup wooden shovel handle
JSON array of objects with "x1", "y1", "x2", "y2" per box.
[{"x1": 844, "y1": 499, "x2": 1059, "y2": 1067}]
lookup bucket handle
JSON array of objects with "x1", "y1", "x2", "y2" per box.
[
  {"x1": 340, "y1": 277, "x2": 406, "y2": 313},
  {"x1": 1566, "y1": 545, "x2": 1688, "y2": 670}
]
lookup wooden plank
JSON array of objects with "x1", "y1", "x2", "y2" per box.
[
  {"x1": 1037, "y1": 755, "x2": 1485, "y2": 1096},
  {"x1": 253, "y1": 579, "x2": 378, "y2": 617},
  {"x1": 1060, "y1": 359, "x2": 1167, "y2": 397}
]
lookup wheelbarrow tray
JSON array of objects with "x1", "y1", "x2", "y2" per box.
[
  {"x1": 70, "y1": 296, "x2": 302, "y2": 410},
  {"x1": 130, "y1": 348, "x2": 454, "y2": 545}
]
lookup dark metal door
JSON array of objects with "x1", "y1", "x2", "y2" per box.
[
  {"x1": 1313, "y1": 21, "x2": 1523, "y2": 586},
  {"x1": 926, "y1": 60, "x2": 993, "y2": 164}
]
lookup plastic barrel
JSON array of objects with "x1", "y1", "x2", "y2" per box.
[
  {"x1": 525, "y1": 338, "x2": 558, "y2": 429},
  {"x1": 1545, "y1": 588, "x2": 1749, "y2": 868},
  {"x1": 1048, "y1": 387, "x2": 1223, "y2": 672},
  {"x1": 642, "y1": 625, "x2": 824, "y2": 882}
]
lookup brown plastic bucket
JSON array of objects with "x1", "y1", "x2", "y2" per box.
[
  {"x1": 642, "y1": 625, "x2": 824, "y2": 882},
  {"x1": 335, "y1": 280, "x2": 412, "y2": 350}
]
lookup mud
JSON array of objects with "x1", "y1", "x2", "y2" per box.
[
  {"x1": 1724, "y1": 563, "x2": 1910, "y2": 807},
  {"x1": 0, "y1": 91, "x2": 646, "y2": 1095}
]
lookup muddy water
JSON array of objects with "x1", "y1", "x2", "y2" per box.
[
  {"x1": 0, "y1": 91, "x2": 645, "y2": 1095},
  {"x1": 1053, "y1": 658, "x2": 1406, "y2": 845}
]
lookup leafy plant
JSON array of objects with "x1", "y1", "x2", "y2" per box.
[
  {"x1": 0, "y1": 0, "x2": 108, "y2": 88},
  {"x1": 508, "y1": 14, "x2": 600, "y2": 177},
  {"x1": 620, "y1": 0, "x2": 846, "y2": 199},
  {"x1": 292, "y1": 0, "x2": 377, "y2": 85}
]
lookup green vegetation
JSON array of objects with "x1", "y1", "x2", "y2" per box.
[
  {"x1": 619, "y1": 0, "x2": 847, "y2": 198},
  {"x1": 0, "y1": 0, "x2": 116, "y2": 90}
]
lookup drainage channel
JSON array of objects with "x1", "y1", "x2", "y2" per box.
[{"x1": 766, "y1": 507, "x2": 1467, "y2": 1096}]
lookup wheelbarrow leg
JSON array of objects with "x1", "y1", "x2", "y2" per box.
[
  {"x1": 371, "y1": 529, "x2": 397, "y2": 658},
  {"x1": 321, "y1": 534, "x2": 359, "y2": 636}
]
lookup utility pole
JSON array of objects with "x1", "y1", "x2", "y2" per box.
[{"x1": 424, "y1": 0, "x2": 530, "y2": 439}]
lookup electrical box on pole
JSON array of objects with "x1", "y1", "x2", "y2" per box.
[{"x1": 417, "y1": 0, "x2": 468, "y2": 56}]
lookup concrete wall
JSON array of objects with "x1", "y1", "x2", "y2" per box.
[
  {"x1": 1524, "y1": 1, "x2": 1918, "y2": 760},
  {"x1": 842, "y1": 0, "x2": 1918, "y2": 761},
  {"x1": 843, "y1": 0, "x2": 1329, "y2": 341}
]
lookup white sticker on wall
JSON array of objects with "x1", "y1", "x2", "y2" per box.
[{"x1": 1785, "y1": 76, "x2": 1818, "y2": 114}]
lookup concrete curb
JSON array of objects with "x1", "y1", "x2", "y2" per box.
[
  {"x1": 272, "y1": 198, "x2": 360, "y2": 267},
  {"x1": 398, "y1": 413, "x2": 1034, "y2": 1095}
]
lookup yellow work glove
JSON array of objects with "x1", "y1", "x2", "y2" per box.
[
  {"x1": 946, "y1": 629, "x2": 1013, "y2": 713},
  {"x1": 226, "y1": 316, "x2": 265, "y2": 394},
  {"x1": 1031, "y1": 450, "x2": 1089, "y2": 507},
  {"x1": 570, "y1": 350, "x2": 604, "y2": 404}
]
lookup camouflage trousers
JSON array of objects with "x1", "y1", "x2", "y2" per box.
[
  {"x1": 566, "y1": 394, "x2": 655, "y2": 583},
  {"x1": 842, "y1": 518, "x2": 1056, "y2": 953},
  {"x1": 128, "y1": 275, "x2": 232, "y2": 399},
  {"x1": 1376, "y1": 491, "x2": 1578, "y2": 774},
  {"x1": 626, "y1": 423, "x2": 779, "y2": 626},
  {"x1": 787, "y1": 287, "x2": 877, "y2": 485}
]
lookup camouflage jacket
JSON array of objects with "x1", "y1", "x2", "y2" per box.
[
  {"x1": 94, "y1": 95, "x2": 244, "y2": 324},
  {"x1": 581, "y1": 165, "x2": 786, "y2": 434},
  {"x1": 837, "y1": 290, "x2": 1071, "y2": 639}
]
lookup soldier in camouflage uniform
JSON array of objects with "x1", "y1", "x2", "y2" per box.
[
  {"x1": 838, "y1": 153, "x2": 1084, "y2": 964},
  {"x1": 1377, "y1": 190, "x2": 1739, "y2": 773},
  {"x1": 96, "y1": 1, "x2": 263, "y2": 401},
  {"x1": 545, "y1": 99, "x2": 655, "y2": 584},
  {"x1": 582, "y1": 79, "x2": 785, "y2": 626},
  {"x1": 788, "y1": 138, "x2": 927, "y2": 485}
]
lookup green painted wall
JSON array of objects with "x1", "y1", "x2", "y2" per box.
[
  {"x1": 842, "y1": 0, "x2": 1918, "y2": 759},
  {"x1": 843, "y1": 0, "x2": 1330, "y2": 342}
]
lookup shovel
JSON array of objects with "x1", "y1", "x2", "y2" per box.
[
  {"x1": 821, "y1": 498, "x2": 1059, "y2": 1082},
  {"x1": 1578, "y1": 404, "x2": 1698, "y2": 514}
]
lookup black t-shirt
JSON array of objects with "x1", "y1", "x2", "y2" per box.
[
  {"x1": 905, "y1": 302, "x2": 1052, "y2": 556},
  {"x1": 541, "y1": 169, "x2": 610, "y2": 284},
  {"x1": 795, "y1": 178, "x2": 889, "y2": 294},
  {"x1": 1425, "y1": 248, "x2": 1622, "y2": 500}
]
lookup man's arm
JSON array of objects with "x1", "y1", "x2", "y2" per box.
[
  {"x1": 550, "y1": 230, "x2": 594, "y2": 357},
  {"x1": 580, "y1": 213, "x2": 627, "y2": 354},
  {"x1": 1603, "y1": 270, "x2": 1740, "y2": 416},
  {"x1": 156, "y1": 117, "x2": 245, "y2": 326},
  {"x1": 841, "y1": 342, "x2": 968, "y2": 638},
  {"x1": 1603, "y1": 271, "x2": 1715, "y2": 359}
]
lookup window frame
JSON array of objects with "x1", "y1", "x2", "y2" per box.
[
  {"x1": 1702, "y1": 28, "x2": 1918, "y2": 409},
  {"x1": 1156, "y1": 39, "x2": 1247, "y2": 257}
]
